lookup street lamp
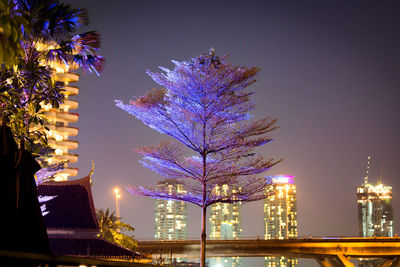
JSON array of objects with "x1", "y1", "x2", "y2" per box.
[{"x1": 114, "y1": 188, "x2": 121, "y2": 220}]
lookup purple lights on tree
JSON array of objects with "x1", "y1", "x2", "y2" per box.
[{"x1": 116, "y1": 49, "x2": 281, "y2": 266}]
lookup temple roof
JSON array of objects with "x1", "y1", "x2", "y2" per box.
[
  {"x1": 37, "y1": 176, "x2": 136, "y2": 260},
  {"x1": 37, "y1": 176, "x2": 98, "y2": 231}
]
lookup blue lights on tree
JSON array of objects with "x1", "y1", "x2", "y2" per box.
[{"x1": 116, "y1": 49, "x2": 281, "y2": 266}]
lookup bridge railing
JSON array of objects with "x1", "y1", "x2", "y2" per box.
[
  {"x1": 137, "y1": 235, "x2": 400, "y2": 241},
  {"x1": 0, "y1": 249, "x2": 157, "y2": 267}
]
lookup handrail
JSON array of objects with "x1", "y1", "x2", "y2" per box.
[
  {"x1": 137, "y1": 236, "x2": 400, "y2": 241},
  {"x1": 0, "y1": 250, "x2": 158, "y2": 267}
]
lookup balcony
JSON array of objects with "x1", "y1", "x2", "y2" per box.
[
  {"x1": 42, "y1": 110, "x2": 57, "y2": 119},
  {"x1": 55, "y1": 153, "x2": 79, "y2": 163},
  {"x1": 58, "y1": 112, "x2": 79, "y2": 123},
  {"x1": 57, "y1": 126, "x2": 79, "y2": 136},
  {"x1": 43, "y1": 111, "x2": 79, "y2": 123},
  {"x1": 62, "y1": 99, "x2": 79, "y2": 110},
  {"x1": 54, "y1": 72, "x2": 79, "y2": 83},
  {"x1": 62, "y1": 86, "x2": 79, "y2": 96},
  {"x1": 45, "y1": 125, "x2": 78, "y2": 137},
  {"x1": 60, "y1": 140, "x2": 79, "y2": 150},
  {"x1": 49, "y1": 139, "x2": 79, "y2": 150},
  {"x1": 57, "y1": 167, "x2": 79, "y2": 177}
]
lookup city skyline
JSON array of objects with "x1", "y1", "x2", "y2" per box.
[{"x1": 63, "y1": 0, "x2": 400, "y2": 253}]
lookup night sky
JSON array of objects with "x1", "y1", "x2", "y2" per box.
[{"x1": 63, "y1": 1, "x2": 400, "y2": 265}]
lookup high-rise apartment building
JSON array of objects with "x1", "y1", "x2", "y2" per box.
[
  {"x1": 209, "y1": 184, "x2": 242, "y2": 267},
  {"x1": 41, "y1": 59, "x2": 80, "y2": 181},
  {"x1": 209, "y1": 184, "x2": 242, "y2": 240},
  {"x1": 264, "y1": 175, "x2": 297, "y2": 267},
  {"x1": 154, "y1": 179, "x2": 187, "y2": 240}
]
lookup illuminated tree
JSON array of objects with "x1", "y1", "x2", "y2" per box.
[{"x1": 116, "y1": 49, "x2": 281, "y2": 266}]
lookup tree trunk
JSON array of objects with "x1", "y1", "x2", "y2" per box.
[
  {"x1": 201, "y1": 122, "x2": 207, "y2": 267},
  {"x1": 201, "y1": 205, "x2": 207, "y2": 267}
]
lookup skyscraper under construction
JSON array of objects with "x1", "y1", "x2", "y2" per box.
[
  {"x1": 357, "y1": 157, "x2": 393, "y2": 238},
  {"x1": 357, "y1": 157, "x2": 393, "y2": 267}
]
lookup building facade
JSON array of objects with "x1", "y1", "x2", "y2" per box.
[
  {"x1": 357, "y1": 182, "x2": 394, "y2": 238},
  {"x1": 264, "y1": 175, "x2": 298, "y2": 267},
  {"x1": 209, "y1": 184, "x2": 242, "y2": 267},
  {"x1": 41, "y1": 58, "x2": 80, "y2": 181},
  {"x1": 357, "y1": 156, "x2": 394, "y2": 238},
  {"x1": 357, "y1": 156, "x2": 393, "y2": 267},
  {"x1": 154, "y1": 179, "x2": 187, "y2": 240},
  {"x1": 357, "y1": 157, "x2": 394, "y2": 267}
]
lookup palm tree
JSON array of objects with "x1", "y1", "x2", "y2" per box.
[
  {"x1": 97, "y1": 208, "x2": 119, "y2": 242},
  {"x1": 96, "y1": 208, "x2": 137, "y2": 250},
  {"x1": 0, "y1": 0, "x2": 29, "y2": 65},
  {"x1": 0, "y1": 0, "x2": 105, "y2": 186},
  {"x1": 1, "y1": 0, "x2": 104, "y2": 147},
  {"x1": 1, "y1": 0, "x2": 104, "y2": 71},
  {"x1": 16, "y1": 0, "x2": 105, "y2": 74}
]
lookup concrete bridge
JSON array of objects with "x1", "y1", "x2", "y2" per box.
[{"x1": 137, "y1": 237, "x2": 400, "y2": 267}]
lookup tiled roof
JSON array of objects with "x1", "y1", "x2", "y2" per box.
[
  {"x1": 37, "y1": 176, "x2": 136, "y2": 260},
  {"x1": 49, "y1": 236, "x2": 134, "y2": 259},
  {"x1": 37, "y1": 176, "x2": 98, "y2": 231}
]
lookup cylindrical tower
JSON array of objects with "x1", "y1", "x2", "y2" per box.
[{"x1": 42, "y1": 61, "x2": 80, "y2": 181}]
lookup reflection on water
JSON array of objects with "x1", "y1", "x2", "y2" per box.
[
  {"x1": 207, "y1": 257, "x2": 321, "y2": 267},
  {"x1": 208, "y1": 257, "x2": 241, "y2": 267},
  {"x1": 265, "y1": 256, "x2": 297, "y2": 266}
]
